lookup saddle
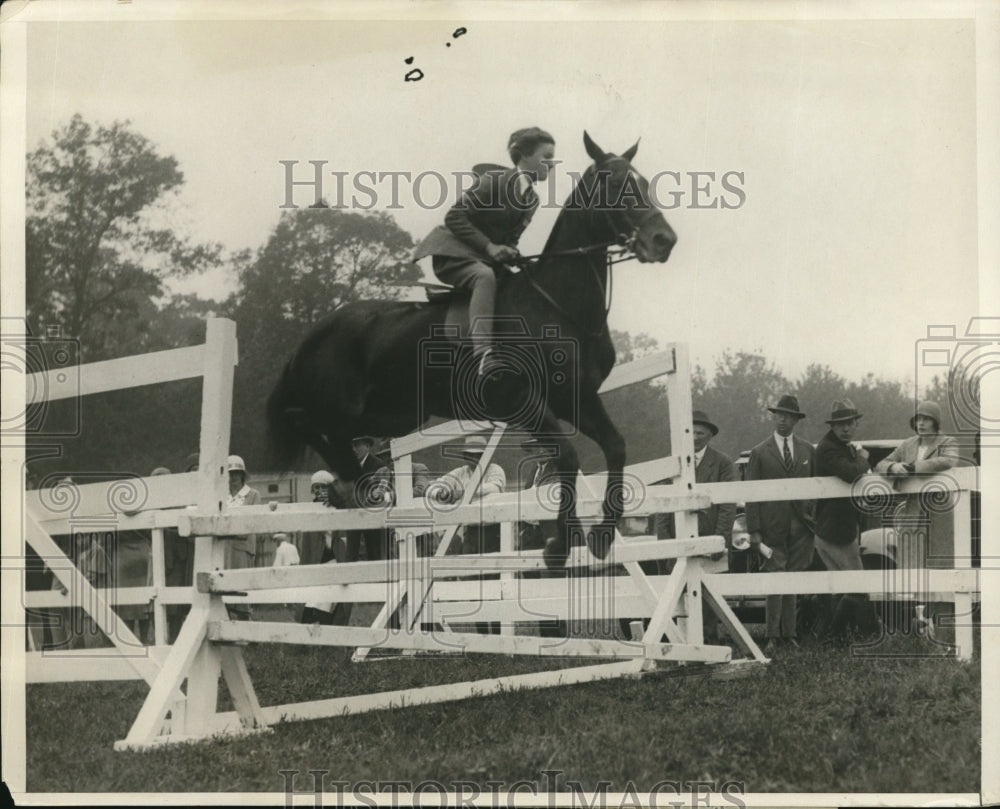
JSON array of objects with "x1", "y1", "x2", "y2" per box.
[
  {"x1": 422, "y1": 282, "x2": 464, "y2": 304},
  {"x1": 421, "y1": 264, "x2": 515, "y2": 304}
]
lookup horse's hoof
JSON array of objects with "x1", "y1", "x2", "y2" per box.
[
  {"x1": 586, "y1": 524, "x2": 615, "y2": 560},
  {"x1": 543, "y1": 537, "x2": 569, "y2": 569}
]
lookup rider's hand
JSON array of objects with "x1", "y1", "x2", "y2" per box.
[{"x1": 487, "y1": 243, "x2": 519, "y2": 263}]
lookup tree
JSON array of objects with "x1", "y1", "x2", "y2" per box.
[
  {"x1": 692, "y1": 351, "x2": 791, "y2": 457},
  {"x1": 226, "y1": 207, "x2": 422, "y2": 469},
  {"x1": 26, "y1": 114, "x2": 221, "y2": 360}
]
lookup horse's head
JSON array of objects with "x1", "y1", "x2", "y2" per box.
[{"x1": 575, "y1": 131, "x2": 676, "y2": 263}]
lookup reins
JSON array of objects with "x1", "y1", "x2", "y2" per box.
[{"x1": 514, "y1": 224, "x2": 639, "y2": 337}]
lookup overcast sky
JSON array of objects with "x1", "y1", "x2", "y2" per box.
[{"x1": 21, "y1": 5, "x2": 985, "y2": 390}]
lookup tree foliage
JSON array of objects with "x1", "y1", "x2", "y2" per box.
[
  {"x1": 225, "y1": 207, "x2": 421, "y2": 469},
  {"x1": 26, "y1": 114, "x2": 221, "y2": 360}
]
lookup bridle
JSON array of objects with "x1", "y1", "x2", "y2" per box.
[{"x1": 514, "y1": 169, "x2": 651, "y2": 335}]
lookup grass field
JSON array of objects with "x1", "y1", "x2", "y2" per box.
[{"x1": 23, "y1": 610, "x2": 980, "y2": 796}]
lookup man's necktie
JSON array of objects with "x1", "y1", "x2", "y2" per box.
[{"x1": 783, "y1": 437, "x2": 794, "y2": 474}]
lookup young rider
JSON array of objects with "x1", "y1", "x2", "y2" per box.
[{"x1": 413, "y1": 127, "x2": 556, "y2": 376}]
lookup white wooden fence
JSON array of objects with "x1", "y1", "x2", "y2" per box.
[{"x1": 16, "y1": 317, "x2": 981, "y2": 752}]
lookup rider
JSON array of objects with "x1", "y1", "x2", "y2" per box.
[{"x1": 413, "y1": 127, "x2": 556, "y2": 376}]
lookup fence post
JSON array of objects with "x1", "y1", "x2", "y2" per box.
[
  {"x1": 150, "y1": 528, "x2": 167, "y2": 647},
  {"x1": 182, "y1": 317, "x2": 238, "y2": 735},
  {"x1": 952, "y1": 478, "x2": 974, "y2": 662}
]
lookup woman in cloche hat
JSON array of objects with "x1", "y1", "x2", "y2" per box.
[{"x1": 874, "y1": 400, "x2": 961, "y2": 639}]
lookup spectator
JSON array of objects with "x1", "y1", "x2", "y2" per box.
[
  {"x1": 72, "y1": 531, "x2": 112, "y2": 649},
  {"x1": 224, "y1": 454, "x2": 261, "y2": 620},
  {"x1": 272, "y1": 532, "x2": 300, "y2": 567},
  {"x1": 346, "y1": 435, "x2": 386, "y2": 562},
  {"x1": 874, "y1": 399, "x2": 960, "y2": 643},
  {"x1": 162, "y1": 455, "x2": 199, "y2": 642},
  {"x1": 372, "y1": 442, "x2": 434, "y2": 556},
  {"x1": 814, "y1": 399, "x2": 879, "y2": 641},
  {"x1": 429, "y1": 434, "x2": 506, "y2": 634},
  {"x1": 518, "y1": 438, "x2": 566, "y2": 639},
  {"x1": 643, "y1": 412, "x2": 736, "y2": 642},
  {"x1": 300, "y1": 470, "x2": 342, "y2": 566},
  {"x1": 745, "y1": 394, "x2": 815, "y2": 654},
  {"x1": 428, "y1": 435, "x2": 506, "y2": 554},
  {"x1": 690, "y1": 410, "x2": 737, "y2": 553}
]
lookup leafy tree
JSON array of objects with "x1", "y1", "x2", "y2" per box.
[
  {"x1": 226, "y1": 207, "x2": 421, "y2": 469},
  {"x1": 692, "y1": 351, "x2": 792, "y2": 457},
  {"x1": 26, "y1": 114, "x2": 221, "y2": 361}
]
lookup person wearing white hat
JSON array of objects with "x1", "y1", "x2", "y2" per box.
[
  {"x1": 427, "y1": 434, "x2": 507, "y2": 557},
  {"x1": 428, "y1": 435, "x2": 506, "y2": 507},
  {"x1": 271, "y1": 532, "x2": 300, "y2": 567},
  {"x1": 223, "y1": 454, "x2": 261, "y2": 618}
]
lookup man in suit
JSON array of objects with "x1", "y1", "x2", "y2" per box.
[
  {"x1": 412, "y1": 127, "x2": 555, "y2": 376},
  {"x1": 691, "y1": 411, "x2": 738, "y2": 551},
  {"x1": 746, "y1": 394, "x2": 815, "y2": 653},
  {"x1": 813, "y1": 398, "x2": 879, "y2": 640}
]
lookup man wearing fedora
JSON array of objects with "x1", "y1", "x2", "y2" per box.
[
  {"x1": 814, "y1": 399, "x2": 879, "y2": 640},
  {"x1": 746, "y1": 394, "x2": 815, "y2": 653},
  {"x1": 690, "y1": 411, "x2": 738, "y2": 551}
]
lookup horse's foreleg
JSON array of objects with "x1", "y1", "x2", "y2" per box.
[{"x1": 577, "y1": 390, "x2": 626, "y2": 559}]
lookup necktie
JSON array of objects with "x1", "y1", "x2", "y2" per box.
[{"x1": 783, "y1": 437, "x2": 794, "y2": 474}]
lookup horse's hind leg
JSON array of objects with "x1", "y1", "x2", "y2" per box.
[{"x1": 520, "y1": 410, "x2": 582, "y2": 570}]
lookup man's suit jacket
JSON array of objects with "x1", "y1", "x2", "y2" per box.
[
  {"x1": 814, "y1": 430, "x2": 870, "y2": 546},
  {"x1": 744, "y1": 433, "x2": 815, "y2": 544},
  {"x1": 413, "y1": 167, "x2": 538, "y2": 263},
  {"x1": 353, "y1": 453, "x2": 384, "y2": 509},
  {"x1": 695, "y1": 446, "x2": 737, "y2": 541},
  {"x1": 651, "y1": 446, "x2": 736, "y2": 541}
]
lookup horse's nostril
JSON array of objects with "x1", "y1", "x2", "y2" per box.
[{"x1": 652, "y1": 232, "x2": 674, "y2": 251}]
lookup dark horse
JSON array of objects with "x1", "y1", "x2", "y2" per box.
[{"x1": 267, "y1": 132, "x2": 676, "y2": 568}]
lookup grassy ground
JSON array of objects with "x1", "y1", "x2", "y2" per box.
[{"x1": 25, "y1": 612, "x2": 980, "y2": 795}]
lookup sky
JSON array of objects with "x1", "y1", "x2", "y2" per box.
[{"x1": 19, "y1": 4, "x2": 986, "y2": 390}]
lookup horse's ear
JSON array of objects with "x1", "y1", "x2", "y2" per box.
[
  {"x1": 621, "y1": 139, "x2": 640, "y2": 162},
  {"x1": 583, "y1": 130, "x2": 606, "y2": 163}
]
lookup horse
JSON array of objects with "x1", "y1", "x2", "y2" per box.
[{"x1": 266, "y1": 131, "x2": 677, "y2": 568}]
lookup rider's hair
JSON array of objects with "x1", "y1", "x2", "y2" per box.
[{"x1": 508, "y1": 127, "x2": 555, "y2": 164}]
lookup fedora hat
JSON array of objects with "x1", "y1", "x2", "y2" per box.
[
  {"x1": 462, "y1": 435, "x2": 488, "y2": 455},
  {"x1": 692, "y1": 410, "x2": 719, "y2": 436},
  {"x1": 825, "y1": 398, "x2": 863, "y2": 424},
  {"x1": 909, "y1": 400, "x2": 942, "y2": 432},
  {"x1": 767, "y1": 394, "x2": 806, "y2": 418},
  {"x1": 351, "y1": 435, "x2": 376, "y2": 445}
]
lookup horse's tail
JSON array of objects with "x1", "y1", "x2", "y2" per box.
[{"x1": 265, "y1": 359, "x2": 309, "y2": 472}]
